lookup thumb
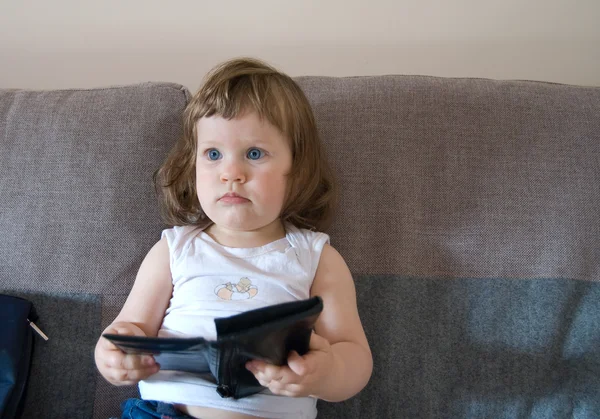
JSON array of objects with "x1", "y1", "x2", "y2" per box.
[
  {"x1": 287, "y1": 350, "x2": 307, "y2": 376},
  {"x1": 308, "y1": 331, "x2": 331, "y2": 352},
  {"x1": 99, "y1": 323, "x2": 144, "y2": 350},
  {"x1": 106, "y1": 322, "x2": 146, "y2": 337},
  {"x1": 111, "y1": 325, "x2": 136, "y2": 335}
]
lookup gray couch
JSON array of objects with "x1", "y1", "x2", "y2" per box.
[{"x1": 1, "y1": 76, "x2": 599, "y2": 419}]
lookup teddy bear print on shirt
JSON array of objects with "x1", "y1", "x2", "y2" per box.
[{"x1": 214, "y1": 277, "x2": 258, "y2": 300}]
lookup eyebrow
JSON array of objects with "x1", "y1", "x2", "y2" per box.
[{"x1": 197, "y1": 139, "x2": 273, "y2": 147}]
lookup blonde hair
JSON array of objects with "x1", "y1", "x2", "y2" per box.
[{"x1": 154, "y1": 57, "x2": 336, "y2": 231}]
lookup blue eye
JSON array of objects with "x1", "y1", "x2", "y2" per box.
[
  {"x1": 207, "y1": 149, "x2": 221, "y2": 161},
  {"x1": 247, "y1": 148, "x2": 264, "y2": 160}
]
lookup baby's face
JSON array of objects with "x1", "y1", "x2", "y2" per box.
[{"x1": 195, "y1": 110, "x2": 292, "y2": 235}]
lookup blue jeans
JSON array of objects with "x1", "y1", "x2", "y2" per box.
[{"x1": 120, "y1": 398, "x2": 196, "y2": 419}]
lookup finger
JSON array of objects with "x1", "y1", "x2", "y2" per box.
[
  {"x1": 103, "y1": 350, "x2": 155, "y2": 370},
  {"x1": 264, "y1": 381, "x2": 306, "y2": 397},
  {"x1": 111, "y1": 325, "x2": 139, "y2": 335},
  {"x1": 287, "y1": 351, "x2": 308, "y2": 376},
  {"x1": 99, "y1": 324, "x2": 139, "y2": 350},
  {"x1": 98, "y1": 335, "x2": 120, "y2": 351},
  {"x1": 108, "y1": 364, "x2": 159, "y2": 384},
  {"x1": 265, "y1": 366, "x2": 301, "y2": 386},
  {"x1": 308, "y1": 331, "x2": 330, "y2": 352},
  {"x1": 120, "y1": 354, "x2": 157, "y2": 370},
  {"x1": 247, "y1": 360, "x2": 304, "y2": 387},
  {"x1": 246, "y1": 359, "x2": 267, "y2": 372},
  {"x1": 254, "y1": 363, "x2": 284, "y2": 382},
  {"x1": 255, "y1": 375, "x2": 292, "y2": 390}
]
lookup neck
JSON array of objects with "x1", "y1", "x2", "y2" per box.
[{"x1": 205, "y1": 220, "x2": 286, "y2": 248}]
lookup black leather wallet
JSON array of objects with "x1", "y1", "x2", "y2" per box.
[{"x1": 103, "y1": 296, "x2": 323, "y2": 399}]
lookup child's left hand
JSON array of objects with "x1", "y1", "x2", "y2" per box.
[{"x1": 245, "y1": 331, "x2": 334, "y2": 398}]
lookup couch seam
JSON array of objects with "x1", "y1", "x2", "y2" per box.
[
  {"x1": 294, "y1": 74, "x2": 600, "y2": 89},
  {"x1": 4, "y1": 82, "x2": 189, "y2": 95}
]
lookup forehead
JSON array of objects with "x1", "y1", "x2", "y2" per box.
[{"x1": 196, "y1": 111, "x2": 287, "y2": 146}]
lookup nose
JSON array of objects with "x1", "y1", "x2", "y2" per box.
[{"x1": 219, "y1": 159, "x2": 246, "y2": 184}]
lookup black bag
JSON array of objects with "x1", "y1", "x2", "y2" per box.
[{"x1": 0, "y1": 295, "x2": 46, "y2": 419}]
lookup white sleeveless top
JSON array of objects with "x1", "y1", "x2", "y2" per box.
[{"x1": 138, "y1": 223, "x2": 329, "y2": 419}]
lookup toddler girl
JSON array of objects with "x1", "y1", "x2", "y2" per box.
[{"x1": 94, "y1": 57, "x2": 372, "y2": 419}]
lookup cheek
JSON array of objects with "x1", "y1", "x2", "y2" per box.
[
  {"x1": 196, "y1": 164, "x2": 215, "y2": 182},
  {"x1": 195, "y1": 167, "x2": 214, "y2": 200},
  {"x1": 257, "y1": 172, "x2": 288, "y2": 200}
]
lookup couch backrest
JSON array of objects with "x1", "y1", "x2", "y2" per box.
[
  {"x1": 1, "y1": 77, "x2": 599, "y2": 418},
  {"x1": 297, "y1": 76, "x2": 600, "y2": 281}
]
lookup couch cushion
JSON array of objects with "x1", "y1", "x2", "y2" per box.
[
  {"x1": 7, "y1": 291, "x2": 102, "y2": 418},
  {"x1": 296, "y1": 76, "x2": 600, "y2": 282},
  {"x1": 317, "y1": 276, "x2": 600, "y2": 418},
  {"x1": 0, "y1": 82, "x2": 189, "y2": 419}
]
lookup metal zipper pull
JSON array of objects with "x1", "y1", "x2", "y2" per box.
[{"x1": 28, "y1": 319, "x2": 49, "y2": 341}]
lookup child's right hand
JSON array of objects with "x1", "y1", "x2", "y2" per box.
[{"x1": 94, "y1": 321, "x2": 160, "y2": 386}]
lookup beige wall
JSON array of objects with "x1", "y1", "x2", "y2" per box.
[{"x1": 1, "y1": 0, "x2": 599, "y2": 90}]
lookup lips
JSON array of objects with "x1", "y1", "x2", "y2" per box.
[{"x1": 219, "y1": 192, "x2": 250, "y2": 204}]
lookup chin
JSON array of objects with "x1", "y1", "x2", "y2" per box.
[
  {"x1": 224, "y1": 218, "x2": 282, "y2": 233},
  {"x1": 214, "y1": 217, "x2": 258, "y2": 231}
]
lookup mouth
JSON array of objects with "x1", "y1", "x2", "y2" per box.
[{"x1": 219, "y1": 192, "x2": 250, "y2": 204}]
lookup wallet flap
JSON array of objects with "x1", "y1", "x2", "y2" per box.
[
  {"x1": 214, "y1": 296, "x2": 323, "y2": 369},
  {"x1": 214, "y1": 296, "x2": 323, "y2": 338},
  {"x1": 102, "y1": 334, "x2": 208, "y2": 354}
]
